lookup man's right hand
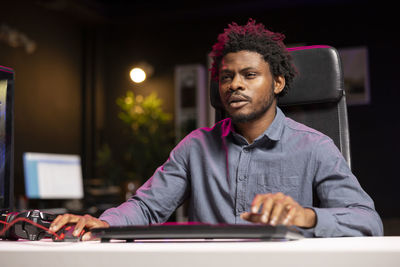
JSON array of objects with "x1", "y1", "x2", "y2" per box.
[{"x1": 49, "y1": 214, "x2": 109, "y2": 241}]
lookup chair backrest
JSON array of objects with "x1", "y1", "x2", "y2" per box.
[{"x1": 209, "y1": 45, "x2": 351, "y2": 168}]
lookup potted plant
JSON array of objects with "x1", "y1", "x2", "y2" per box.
[{"x1": 96, "y1": 91, "x2": 175, "y2": 200}]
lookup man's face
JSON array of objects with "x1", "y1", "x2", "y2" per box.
[{"x1": 218, "y1": 50, "x2": 284, "y2": 124}]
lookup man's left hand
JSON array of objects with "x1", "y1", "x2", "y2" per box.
[{"x1": 240, "y1": 192, "x2": 316, "y2": 228}]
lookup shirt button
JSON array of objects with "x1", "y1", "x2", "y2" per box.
[
  {"x1": 243, "y1": 148, "x2": 249, "y2": 153},
  {"x1": 239, "y1": 175, "x2": 246, "y2": 181}
]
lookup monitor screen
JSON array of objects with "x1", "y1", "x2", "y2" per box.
[
  {"x1": 23, "y1": 152, "x2": 84, "y2": 199},
  {"x1": 0, "y1": 65, "x2": 14, "y2": 211}
]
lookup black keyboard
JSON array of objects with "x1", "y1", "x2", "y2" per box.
[{"x1": 91, "y1": 223, "x2": 304, "y2": 242}]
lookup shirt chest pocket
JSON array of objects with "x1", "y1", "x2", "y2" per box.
[{"x1": 256, "y1": 175, "x2": 300, "y2": 201}]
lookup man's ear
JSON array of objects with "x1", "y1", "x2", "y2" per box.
[{"x1": 273, "y1": 75, "x2": 285, "y2": 95}]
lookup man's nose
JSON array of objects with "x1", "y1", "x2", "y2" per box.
[{"x1": 229, "y1": 75, "x2": 244, "y2": 91}]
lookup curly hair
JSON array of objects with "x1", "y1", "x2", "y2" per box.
[{"x1": 209, "y1": 18, "x2": 296, "y2": 97}]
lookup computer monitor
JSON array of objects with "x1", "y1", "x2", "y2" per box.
[
  {"x1": 0, "y1": 65, "x2": 14, "y2": 211},
  {"x1": 23, "y1": 152, "x2": 84, "y2": 199}
]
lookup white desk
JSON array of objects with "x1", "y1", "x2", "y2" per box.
[{"x1": 1, "y1": 237, "x2": 400, "y2": 267}]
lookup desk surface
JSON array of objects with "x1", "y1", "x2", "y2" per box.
[{"x1": 1, "y1": 236, "x2": 400, "y2": 267}]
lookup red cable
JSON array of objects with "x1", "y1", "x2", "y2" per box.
[{"x1": 0, "y1": 217, "x2": 60, "y2": 240}]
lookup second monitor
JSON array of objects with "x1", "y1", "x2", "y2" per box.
[{"x1": 23, "y1": 152, "x2": 84, "y2": 200}]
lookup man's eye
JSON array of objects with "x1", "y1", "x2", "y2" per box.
[
  {"x1": 246, "y1": 72, "x2": 257, "y2": 78},
  {"x1": 220, "y1": 75, "x2": 232, "y2": 81}
]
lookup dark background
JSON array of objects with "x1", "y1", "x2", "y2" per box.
[{"x1": 1, "y1": 0, "x2": 399, "y2": 233}]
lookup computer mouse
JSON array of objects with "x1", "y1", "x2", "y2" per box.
[{"x1": 52, "y1": 224, "x2": 87, "y2": 242}]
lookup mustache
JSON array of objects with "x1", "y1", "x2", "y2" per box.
[{"x1": 224, "y1": 91, "x2": 252, "y2": 102}]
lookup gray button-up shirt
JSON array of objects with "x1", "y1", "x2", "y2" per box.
[{"x1": 100, "y1": 107, "x2": 383, "y2": 237}]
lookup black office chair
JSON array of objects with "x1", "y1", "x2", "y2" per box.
[{"x1": 209, "y1": 45, "x2": 351, "y2": 168}]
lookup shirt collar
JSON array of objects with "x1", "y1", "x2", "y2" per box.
[
  {"x1": 221, "y1": 107, "x2": 286, "y2": 143},
  {"x1": 264, "y1": 106, "x2": 285, "y2": 141}
]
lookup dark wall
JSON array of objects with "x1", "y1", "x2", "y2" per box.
[{"x1": 0, "y1": 2, "x2": 84, "y2": 196}]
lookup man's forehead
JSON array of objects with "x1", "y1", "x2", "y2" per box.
[{"x1": 219, "y1": 51, "x2": 268, "y2": 70}]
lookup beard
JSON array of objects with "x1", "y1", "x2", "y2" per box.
[{"x1": 227, "y1": 85, "x2": 276, "y2": 124}]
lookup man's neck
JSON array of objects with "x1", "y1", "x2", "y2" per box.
[{"x1": 234, "y1": 105, "x2": 277, "y2": 144}]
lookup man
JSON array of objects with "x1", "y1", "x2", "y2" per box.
[{"x1": 50, "y1": 19, "x2": 383, "y2": 239}]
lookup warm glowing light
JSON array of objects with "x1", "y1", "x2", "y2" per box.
[{"x1": 130, "y1": 68, "x2": 146, "y2": 83}]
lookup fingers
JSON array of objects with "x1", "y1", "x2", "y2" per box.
[
  {"x1": 49, "y1": 213, "x2": 110, "y2": 240},
  {"x1": 73, "y1": 215, "x2": 109, "y2": 236},
  {"x1": 240, "y1": 212, "x2": 263, "y2": 222},
  {"x1": 250, "y1": 194, "x2": 265, "y2": 213},
  {"x1": 282, "y1": 205, "x2": 296, "y2": 225},
  {"x1": 50, "y1": 213, "x2": 80, "y2": 233},
  {"x1": 268, "y1": 198, "x2": 286, "y2": 225},
  {"x1": 74, "y1": 216, "x2": 88, "y2": 237},
  {"x1": 242, "y1": 193, "x2": 301, "y2": 226},
  {"x1": 268, "y1": 194, "x2": 294, "y2": 225},
  {"x1": 81, "y1": 231, "x2": 102, "y2": 241},
  {"x1": 259, "y1": 197, "x2": 274, "y2": 224},
  {"x1": 82, "y1": 231, "x2": 93, "y2": 241}
]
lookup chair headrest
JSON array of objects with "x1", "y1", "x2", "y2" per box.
[
  {"x1": 279, "y1": 45, "x2": 344, "y2": 106},
  {"x1": 209, "y1": 45, "x2": 344, "y2": 109}
]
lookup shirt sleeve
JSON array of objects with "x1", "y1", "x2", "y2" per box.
[
  {"x1": 302, "y1": 137, "x2": 384, "y2": 237},
  {"x1": 99, "y1": 136, "x2": 191, "y2": 226}
]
